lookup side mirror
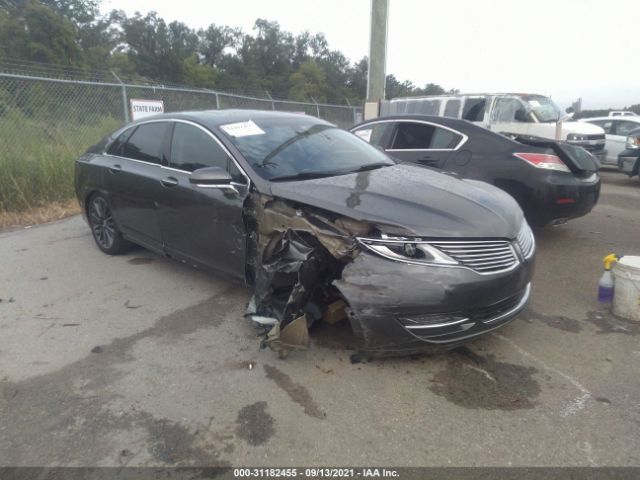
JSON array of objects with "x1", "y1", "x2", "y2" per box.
[
  {"x1": 189, "y1": 166, "x2": 232, "y2": 186},
  {"x1": 514, "y1": 109, "x2": 528, "y2": 122}
]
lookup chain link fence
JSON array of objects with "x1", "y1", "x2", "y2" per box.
[{"x1": 0, "y1": 66, "x2": 362, "y2": 212}]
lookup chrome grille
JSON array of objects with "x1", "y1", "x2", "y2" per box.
[
  {"x1": 428, "y1": 240, "x2": 517, "y2": 273},
  {"x1": 516, "y1": 223, "x2": 535, "y2": 259}
]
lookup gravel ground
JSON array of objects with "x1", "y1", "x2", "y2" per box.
[{"x1": 0, "y1": 170, "x2": 638, "y2": 467}]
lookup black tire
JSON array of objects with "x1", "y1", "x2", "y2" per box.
[{"x1": 87, "y1": 193, "x2": 130, "y2": 255}]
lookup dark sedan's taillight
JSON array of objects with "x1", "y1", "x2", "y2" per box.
[{"x1": 513, "y1": 152, "x2": 570, "y2": 172}]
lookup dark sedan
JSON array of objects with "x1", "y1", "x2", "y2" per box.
[
  {"x1": 75, "y1": 110, "x2": 535, "y2": 357},
  {"x1": 351, "y1": 115, "x2": 601, "y2": 227}
]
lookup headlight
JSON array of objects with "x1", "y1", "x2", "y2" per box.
[
  {"x1": 626, "y1": 134, "x2": 640, "y2": 149},
  {"x1": 516, "y1": 222, "x2": 535, "y2": 260},
  {"x1": 567, "y1": 133, "x2": 587, "y2": 142},
  {"x1": 357, "y1": 237, "x2": 458, "y2": 266}
]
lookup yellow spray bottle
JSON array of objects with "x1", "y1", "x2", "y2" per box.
[{"x1": 598, "y1": 254, "x2": 618, "y2": 304}]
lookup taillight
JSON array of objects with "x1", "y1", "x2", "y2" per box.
[{"x1": 513, "y1": 153, "x2": 570, "y2": 172}]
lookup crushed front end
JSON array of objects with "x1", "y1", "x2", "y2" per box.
[{"x1": 244, "y1": 193, "x2": 535, "y2": 358}]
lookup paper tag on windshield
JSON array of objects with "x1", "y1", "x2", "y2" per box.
[
  {"x1": 220, "y1": 120, "x2": 265, "y2": 137},
  {"x1": 528, "y1": 100, "x2": 541, "y2": 107},
  {"x1": 355, "y1": 129, "x2": 372, "y2": 142}
]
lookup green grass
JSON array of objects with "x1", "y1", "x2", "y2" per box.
[{"x1": 0, "y1": 112, "x2": 121, "y2": 212}]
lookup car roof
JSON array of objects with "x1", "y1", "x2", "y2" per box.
[
  {"x1": 582, "y1": 116, "x2": 640, "y2": 123},
  {"x1": 388, "y1": 93, "x2": 547, "y2": 101},
  {"x1": 129, "y1": 109, "x2": 333, "y2": 130},
  {"x1": 353, "y1": 114, "x2": 474, "y2": 130}
]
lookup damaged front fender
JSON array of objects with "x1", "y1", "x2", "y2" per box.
[{"x1": 243, "y1": 193, "x2": 373, "y2": 357}]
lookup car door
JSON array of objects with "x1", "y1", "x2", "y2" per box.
[
  {"x1": 588, "y1": 120, "x2": 616, "y2": 162},
  {"x1": 489, "y1": 96, "x2": 530, "y2": 136},
  {"x1": 385, "y1": 121, "x2": 464, "y2": 169},
  {"x1": 105, "y1": 121, "x2": 171, "y2": 252},
  {"x1": 610, "y1": 120, "x2": 640, "y2": 160},
  {"x1": 157, "y1": 121, "x2": 249, "y2": 278}
]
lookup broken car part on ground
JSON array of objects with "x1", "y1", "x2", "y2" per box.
[{"x1": 75, "y1": 110, "x2": 536, "y2": 358}]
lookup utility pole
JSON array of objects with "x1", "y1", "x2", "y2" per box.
[{"x1": 365, "y1": 0, "x2": 388, "y2": 120}]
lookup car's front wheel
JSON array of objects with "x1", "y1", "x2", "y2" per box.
[{"x1": 87, "y1": 193, "x2": 129, "y2": 254}]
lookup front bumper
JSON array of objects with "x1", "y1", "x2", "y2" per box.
[
  {"x1": 334, "y1": 252, "x2": 534, "y2": 356},
  {"x1": 618, "y1": 150, "x2": 640, "y2": 176},
  {"x1": 524, "y1": 172, "x2": 601, "y2": 227}
]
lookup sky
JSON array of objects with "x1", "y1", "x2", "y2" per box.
[{"x1": 101, "y1": 0, "x2": 640, "y2": 109}]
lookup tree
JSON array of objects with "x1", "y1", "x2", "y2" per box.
[
  {"x1": 40, "y1": 0, "x2": 98, "y2": 25},
  {"x1": 0, "y1": 4, "x2": 457, "y2": 103},
  {"x1": 198, "y1": 24, "x2": 240, "y2": 67},
  {"x1": 183, "y1": 53, "x2": 216, "y2": 88},
  {"x1": 0, "y1": 0, "x2": 81, "y2": 65},
  {"x1": 289, "y1": 60, "x2": 327, "y2": 102}
]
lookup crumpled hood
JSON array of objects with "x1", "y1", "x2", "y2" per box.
[{"x1": 269, "y1": 164, "x2": 523, "y2": 238}]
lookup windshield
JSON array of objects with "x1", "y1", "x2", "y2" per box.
[
  {"x1": 523, "y1": 95, "x2": 564, "y2": 123},
  {"x1": 219, "y1": 117, "x2": 394, "y2": 180}
]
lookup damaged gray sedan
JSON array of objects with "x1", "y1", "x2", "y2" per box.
[{"x1": 75, "y1": 110, "x2": 535, "y2": 357}]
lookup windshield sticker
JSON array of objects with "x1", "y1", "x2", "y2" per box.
[
  {"x1": 528, "y1": 100, "x2": 541, "y2": 107},
  {"x1": 354, "y1": 129, "x2": 373, "y2": 142},
  {"x1": 220, "y1": 120, "x2": 265, "y2": 137}
]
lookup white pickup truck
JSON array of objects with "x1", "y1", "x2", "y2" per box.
[{"x1": 381, "y1": 93, "x2": 607, "y2": 164}]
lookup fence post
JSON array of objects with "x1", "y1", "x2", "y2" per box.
[
  {"x1": 111, "y1": 71, "x2": 129, "y2": 123},
  {"x1": 214, "y1": 91, "x2": 220, "y2": 109},
  {"x1": 265, "y1": 91, "x2": 275, "y2": 110},
  {"x1": 345, "y1": 98, "x2": 357, "y2": 125},
  {"x1": 310, "y1": 96, "x2": 321, "y2": 118}
]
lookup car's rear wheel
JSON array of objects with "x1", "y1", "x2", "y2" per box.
[{"x1": 87, "y1": 193, "x2": 129, "y2": 254}]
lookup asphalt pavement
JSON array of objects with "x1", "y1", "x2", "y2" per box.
[{"x1": 0, "y1": 170, "x2": 639, "y2": 467}]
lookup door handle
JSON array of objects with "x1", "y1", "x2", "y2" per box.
[
  {"x1": 417, "y1": 156, "x2": 437, "y2": 164},
  {"x1": 160, "y1": 176, "x2": 179, "y2": 188},
  {"x1": 108, "y1": 164, "x2": 122, "y2": 174}
]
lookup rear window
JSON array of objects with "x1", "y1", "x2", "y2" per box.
[{"x1": 107, "y1": 128, "x2": 134, "y2": 156}]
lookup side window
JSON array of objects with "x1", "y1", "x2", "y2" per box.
[
  {"x1": 598, "y1": 121, "x2": 613, "y2": 134},
  {"x1": 121, "y1": 123, "x2": 168, "y2": 164},
  {"x1": 170, "y1": 123, "x2": 231, "y2": 172},
  {"x1": 491, "y1": 98, "x2": 522, "y2": 123},
  {"x1": 616, "y1": 121, "x2": 640, "y2": 136},
  {"x1": 107, "y1": 128, "x2": 134, "y2": 156},
  {"x1": 462, "y1": 97, "x2": 487, "y2": 122},
  {"x1": 431, "y1": 128, "x2": 462, "y2": 149},
  {"x1": 444, "y1": 99, "x2": 461, "y2": 118},
  {"x1": 391, "y1": 123, "x2": 462, "y2": 150},
  {"x1": 392, "y1": 123, "x2": 435, "y2": 149},
  {"x1": 353, "y1": 123, "x2": 387, "y2": 147}
]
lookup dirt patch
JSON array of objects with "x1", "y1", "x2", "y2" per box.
[
  {"x1": 585, "y1": 310, "x2": 640, "y2": 335},
  {"x1": 429, "y1": 347, "x2": 540, "y2": 410},
  {"x1": 263, "y1": 364, "x2": 326, "y2": 419},
  {"x1": 128, "y1": 257, "x2": 155, "y2": 265},
  {"x1": 147, "y1": 418, "x2": 211, "y2": 465},
  {"x1": 0, "y1": 200, "x2": 80, "y2": 231},
  {"x1": 525, "y1": 309, "x2": 582, "y2": 333},
  {"x1": 235, "y1": 402, "x2": 275, "y2": 446}
]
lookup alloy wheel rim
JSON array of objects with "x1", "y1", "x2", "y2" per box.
[{"x1": 89, "y1": 197, "x2": 115, "y2": 249}]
